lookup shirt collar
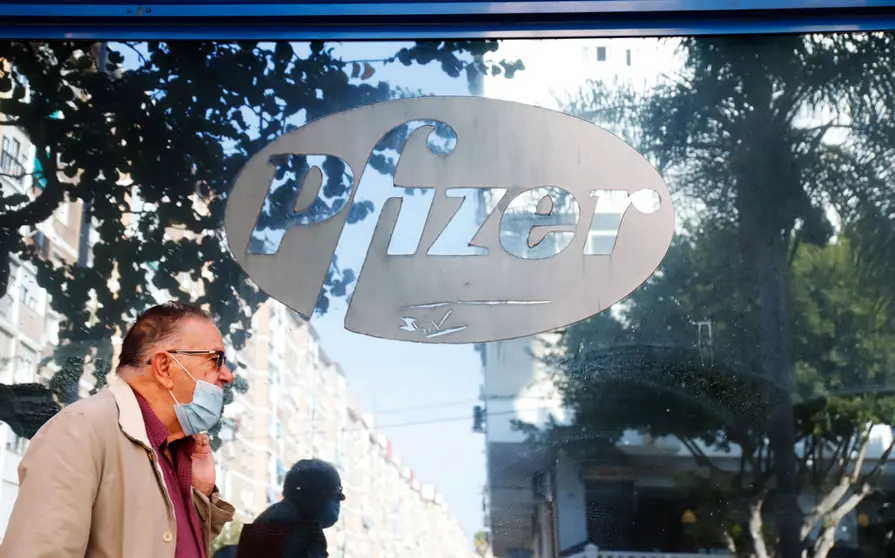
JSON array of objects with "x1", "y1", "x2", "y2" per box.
[{"x1": 133, "y1": 391, "x2": 170, "y2": 452}]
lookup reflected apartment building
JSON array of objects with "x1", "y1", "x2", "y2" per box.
[
  {"x1": 216, "y1": 299, "x2": 470, "y2": 558},
  {"x1": 0, "y1": 125, "x2": 472, "y2": 558},
  {"x1": 0, "y1": 108, "x2": 98, "y2": 530}
]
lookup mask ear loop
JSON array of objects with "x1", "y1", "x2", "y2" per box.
[{"x1": 167, "y1": 353, "x2": 199, "y2": 404}]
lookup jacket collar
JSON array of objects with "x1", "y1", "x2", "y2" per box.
[{"x1": 108, "y1": 373, "x2": 152, "y2": 449}]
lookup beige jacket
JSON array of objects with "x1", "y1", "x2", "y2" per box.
[{"x1": 0, "y1": 374, "x2": 234, "y2": 558}]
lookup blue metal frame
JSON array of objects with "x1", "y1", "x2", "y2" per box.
[
  {"x1": 2, "y1": 1, "x2": 895, "y2": 17},
  {"x1": 0, "y1": 0, "x2": 893, "y2": 38}
]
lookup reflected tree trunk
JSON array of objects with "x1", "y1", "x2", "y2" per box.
[
  {"x1": 756, "y1": 235, "x2": 800, "y2": 558},
  {"x1": 748, "y1": 492, "x2": 771, "y2": 558}
]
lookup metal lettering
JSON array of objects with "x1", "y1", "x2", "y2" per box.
[
  {"x1": 427, "y1": 188, "x2": 504, "y2": 256},
  {"x1": 247, "y1": 154, "x2": 354, "y2": 255},
  {"x1": 584, "y1": 189, "x2": 661, "y2": 256},
  {"x1": 499, "y1": 187, "x2": 580, "y2": 260},
  {"x1": 225, "y1": 96, "x2": 676, "y2": 344}
]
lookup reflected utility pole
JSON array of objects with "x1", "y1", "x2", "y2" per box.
[{"x1": 694, "y1": 320, "x2": 713, "y2": 367}]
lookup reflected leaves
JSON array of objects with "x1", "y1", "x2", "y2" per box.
[
  {"x1": 248, "y1": 154, "x2": 356, "y2": 255},
  {"x1": 246, "y1": 120, "x2": 458, "y2": 259},
  {"x1": 244, "y1": 118, "x2": 458, "y2": 316}
]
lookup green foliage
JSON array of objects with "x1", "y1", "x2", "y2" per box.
[
  {"x1": 474, "y1": 530, "x2": 490, "y2": 557},
  {"x1": 677, "y1": 471, "x2": 744, "y2": 550},
  {"x1": 790, "y1": 241, "x2": 895, "y2": 401}
]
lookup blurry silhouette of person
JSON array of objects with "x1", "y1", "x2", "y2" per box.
[{"x1": 236, "y1": 459, "x2": 345, "y2": 558}]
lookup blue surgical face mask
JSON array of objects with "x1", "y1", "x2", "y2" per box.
[
  {"x1": 168, "y1": 354, "x2": 224, "y2": 436},
  {"x1": 317, "y1": 499, "x2": 340, "y2": 529}
]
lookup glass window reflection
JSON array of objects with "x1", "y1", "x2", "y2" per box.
[{"x1": 0, "y1": 34, "x2": 893, "y2": 558}]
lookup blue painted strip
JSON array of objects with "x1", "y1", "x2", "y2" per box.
[
  {"x1": 1, "y1": 15, "x2": 893, "y2": 39},
  {"x1": 1, "y1": 0, "x2": 895, "y2": 18}
]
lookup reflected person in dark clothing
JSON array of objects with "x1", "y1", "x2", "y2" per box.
[{"x1": 236, "y1": 459, "x2": 345, "y2": 558}]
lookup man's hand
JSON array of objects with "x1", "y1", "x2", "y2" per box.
[{"x1": 191, "y1": 433, "x2": 216, "y2": 497}]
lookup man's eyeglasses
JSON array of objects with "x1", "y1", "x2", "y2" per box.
[
  {"x1": 147, "y1": 350, "x2": 227, "y2": 369},
  {"x1": 295, "y1": 486, "x2": 346, "y2": 501}
]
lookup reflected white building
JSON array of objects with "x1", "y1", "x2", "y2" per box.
[
  {"x1": 0, "y1": 110, "x2": 94, "y2": 537},
  {"x1": 482, "y1": 38, "x2": 679, "y2": 110}
]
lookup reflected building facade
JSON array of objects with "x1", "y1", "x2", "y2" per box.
[
  {"x1": 0, "y1": 108, "x2": 96, "y2": 531},
  {"x1": 215, "y1": 299, "x2": 472, "y2": 558}
]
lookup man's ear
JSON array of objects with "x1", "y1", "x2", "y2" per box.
[{"x1": 149, "y1": 353, "x2": 176, "y2": 390}]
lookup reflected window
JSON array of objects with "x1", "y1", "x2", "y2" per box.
[
  {"x1": 13, "y1": 345, "x2": 35, "y2": 384},
  {"x1": 0, "y1": 331, "x2": 11, "y2": 383},
  {"x1": 0, "y1": 136, "x2": 21, "y2": 182}
]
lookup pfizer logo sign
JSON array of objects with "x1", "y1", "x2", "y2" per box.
[{"x1": 225, "y1": 96, "x2": 674, "y2": 344}]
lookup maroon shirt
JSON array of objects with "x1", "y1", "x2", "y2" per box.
[{"x1": 135, "y1": 392, "x2": 205, "y2": 558}]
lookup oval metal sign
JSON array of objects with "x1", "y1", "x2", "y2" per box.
[{"x1": 225, "y1": 96, "x2": 675, "y2": 344}]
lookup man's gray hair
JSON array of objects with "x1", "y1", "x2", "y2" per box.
[{"x1": 116, "y1": 301, "x2": 210, "y2": 372}]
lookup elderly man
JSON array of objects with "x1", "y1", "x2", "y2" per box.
[{"x1": 0, "y1": 302, "x2": 235, "y2": 558}]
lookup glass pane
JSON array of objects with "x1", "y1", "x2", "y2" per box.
[{"x1": 0, "y1": 35, "x2": 894, "y2": 558}]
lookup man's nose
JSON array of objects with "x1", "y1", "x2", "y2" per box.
[{"x1": 218, "y1": 365, "x2": 234, "y2": 386}]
